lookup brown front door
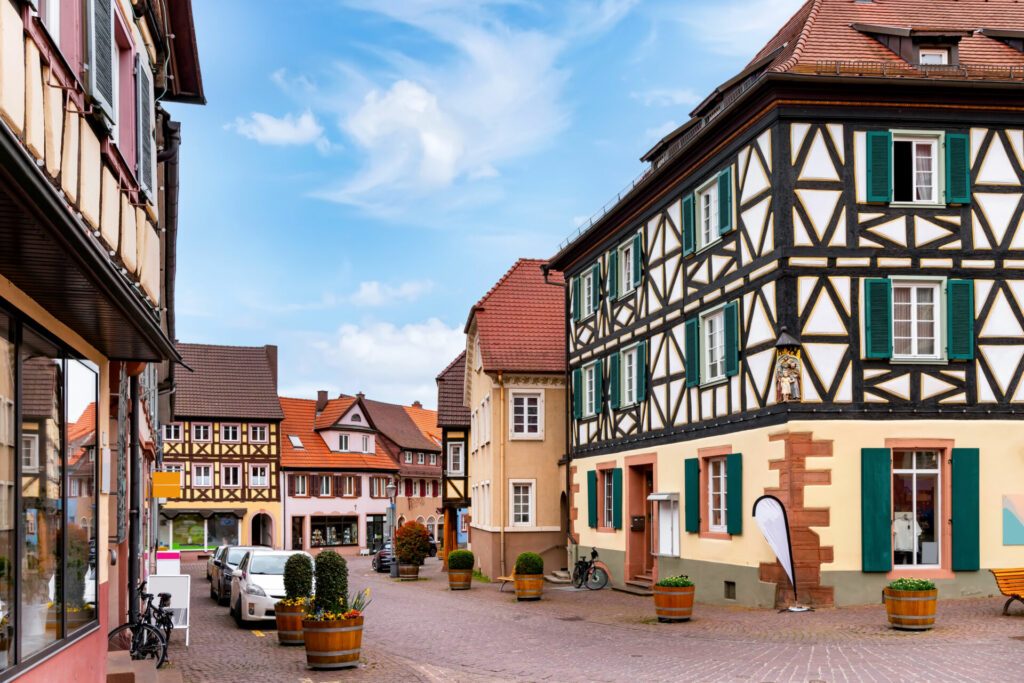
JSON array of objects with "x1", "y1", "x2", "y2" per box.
[
  {"x1": 626, "y1": 464, "x2": 655, "y2": 580},
  {"x1": 644, "y1": 469, "x2": 654, "y2": 574}
]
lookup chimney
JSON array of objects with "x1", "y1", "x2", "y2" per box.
[
  {"x1": 357, "y1": 392, "x2": 365, "y2": 400},
  {"x1": 316, "y1": 390, "x2": 328, "y2": 413},
  {"x1": 265, "y1": 345, "x2": 279, "y2": 390},
  {"x1": 412, "y1": 401, "x2": 423, "y2": 409}
]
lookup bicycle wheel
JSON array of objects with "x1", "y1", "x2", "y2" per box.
[
  {"x1": 572, "y1": 565, "x2": 584, "y2": 589},
  {"x1": 108, "y1": 623, "x2": 167, "y2": 668},
  {"x1": 586, "y1": 566, "x2": 609, "y2": 590}
]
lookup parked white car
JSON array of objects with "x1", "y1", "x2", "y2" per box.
[{"x1": 229, "y1": 549, "x2": 312, "y2": 625}]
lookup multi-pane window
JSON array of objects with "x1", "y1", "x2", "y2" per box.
[
  {"x1": 371, "y1": 477, "x2": 387, "y2": 498},
  {"x1": 602, "y1": 472, "x2": 614, "y2": 528},
  {"x1": 193, "y1": 464, "x2": 213, "y2": 487},
  {"x1": 341, "y1": 476, "x2": 356, "y2": 497},
  {"x1": 894, "y1": 135, "x2": 940, "y2": 203},
  {"x1": 362, "y1": 435, "x2": 369, "y2": 452},
  {"x1": 622, "y1": 346, "x2": 638, "y2": 406},
  {"x1": 310, "y1": 516, "x2": 358, "y2": 547},
  {"x1": 583, "y1": 364, "x2": 597, "y2": 417},
  {"x1": 294, "y1": 474, "x2": 308, "y2": 496},
  {"x1": 250, "y1": 465, "x2": 269, "y2": 488},
  {"x1": 163, "y1": 463, "x2": 184, "y2": 473},
  {"x1": 511, "y1": 391, "x2": 542, "y2": 436},
  {"x1": 698, "y1": 181, "x2": 719, "y2": 249},
  {"x1": 447, "y1": 443, "x2": 464, "y2": 476},
  {"x1": 221, "y1": 424, "x2": 240, "y2": 442},
  {"x1": 21, "y1": 434, "x2": 39, "y2": 472},
  {"x1": 893, "y1": 282, "x2": 940, "y2": 359},
  {"x1": 339, "y1": 434, "x2": 349, "y2": 451},
  {"x1": 430, "y1": 453, "x2": 437, "y2": 465},
  {"x1": 418, "y1": 453, "x2": 425, "y2": 465},
  {"x1": 162, "y1": 423, "x2": 181, "y2": 441},
  {"x1": 893, "y1": 451, "x2": 941, "y2": 567},
  {"x1": 193, "y1": 424, "x2": 211, "y2": 442},
  {"x1": 582, "y1": 269, "x2": 595, "y2": 318},
  {"x1": 919, "y1": 48, "x2": 950, "y2": 65},
  {"x1": 708, "y1": 458, "x2": 728, "y2": 533},
  {"x1": 222, "y1": 465, "x2": 241, "y2": 488},
  {"x1": 511, "y1": 481, "x2": 533, "y2": 526},
  {"x1": 250, "y1": 424, "x2": 268, "y2": 443},
  {"x1": 319, "y1": 475, "x2": 332, "y2": 497},
  {"x1": 703, "y1": 309, "x2": 726, "y2": 382},
  {"x1": 619, "y1": 240, "x2": 634, "y2": 295},
  {"x1": 404, "y1": 452, "x2": 413, "y2": 464}
]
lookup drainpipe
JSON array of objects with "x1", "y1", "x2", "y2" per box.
[
  {"x1": 498, "y1": 371, "x2": 506, "y2": 577},
  {"x1": 128, "y1": 374, "x2": 142, "y2": 623}
]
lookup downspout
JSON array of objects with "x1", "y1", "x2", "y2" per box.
[
  {"x1": 128, "y1": 374, "x2": 142, "y2": 623},
  {"x1": 498, "y1": 371, "x2": 506, "y2": 577}
]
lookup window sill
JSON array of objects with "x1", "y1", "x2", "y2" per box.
[
  {"x1": 886, "y1": 567, "x2": 954, "y2": 581},
  {"x1": 596, "y1": 525, "x2": 617, "y2": 534},
  {"x1": 696, "y1": 239, "x2": 723, "y2": 256},
  {"x1": 700, "y1": 530, "x2": 732, "y2": 541},
  {"x1": 700, "y1": 377, "x2": 729, "y2": 389},
  {"x1": 890, "y1": 357, "x2": 947, "y2": 366},
  {"x1": 509, "y1": 434, "x2": 545, "y2": 441},
  {"x1": 616, "y1": 288, "x2": 637, "y2": 301},
  {"x1": 888, "y1": 202, "x2": 948, "y2": 209}
]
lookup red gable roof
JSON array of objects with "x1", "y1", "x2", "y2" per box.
[
  {"x1": 313, "y1": 396, "x2": 357, "y2": 431},
  {"x1": 69, "y1": 403, "x2": 96, "y2": 467},
  {"x1": 279, "y1": 397, "x2": 398, "y2": 472},
  {"x1": 404, "y1": 404, "x2": 440, "y2": 445},
  {"x1": 467, "y1": 259, "x2": 565, "y2": 374}
]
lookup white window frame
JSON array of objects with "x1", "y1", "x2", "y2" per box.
[
  {"x1": 892, "y1": 450, "x2": 942, "y2": 568},
  {"x1": 509, "y1": 479, "x2": 536, "y2": 527},
  {"x1": 318, "y1": 474, "x2": 331, "y2": 497},
  {"x1": 288, "y1": 434, "x2": 303, "y2": 449},
  {"x1": 621, "y1": 344, "x2": 640, "y2": 407},
  {"x1": 510, "y1": 390, "x2": 544, "y2": 439},
  {"x1": 222, "y1": 464, "x2": 241, "y2": 488},
  {"x1": 21, "y1": 434, "x2": 39, "y2": 473},
  {"x1": 40, "y1": 0, "x2": 61, "y2": 44},
  {"x1": 890, "y1": 277, "x2": 945, "y2": 362},
  {"x1": 582, "y1": 363, "x2": 598, "y2": 417},
  {"x1": 404, "y1": 452, "x2": 413, "y2": 464},
  {"x1": 602, "y1": 471, "x2": 614, "y2": 528},
  {"x1": 891, "y1": 130, "x2": 945, "y2": 207},
  {"x1": 193, "y1": 423, "x2": 212, "y2": 443},
  {"x1": 162, "y1": 423, "x2": 181, "y2": 442},
  {"x1": 447, "y1": 442, "x2": 465, "y2": 476},
  {"x1": 293, "y1": 474, "x2": 308, "y2": 497},
  {"x1": 696, "y1": 178, "x2": 720, "y2": 251},
  {"x1": 221, "y1": 423, "x2": 240, "y2": 443},
  {"x1": 919, "y1": 48, "x2": 949, "y2": 65},
  {"x1": 193, "y1": 463, "x2": 213, "y2": 488},
  {"x1": 362, "y1": 435, "x2": 369, "y2": 453},
  {"x1": 618, "y1": 239, "x2": 636, "y2": 297},
  {"x1": 0, "y1": 397, "x2": 13, "y2": 447},
  {"x1": 581, "y1": 269, "x2": 596, "y2": 319},
  {"x1": 418, "y1": 452, "x2": 425, "y2": 465},
  {"x1": 339, "y1": 434, "x2": 349, "y2": 452},
  {"x1": 249, "y1": 464, "x2": 269, "y2": 489},
  {"x1": 371, "y1": 477, "x2": 386, "y2": 498},
  {"x1": 700, "y1": 306, "x2": 727, "y2": 384},
  {"x1": 707, "y1": 457, "x2": 728, "y2": 533},
  {"x1": 163, "y1": 462, "x2": 184, "y2": 473},
  {"x1": 250, "y1": 424, "x2": 268, "y2": 443},
  {"x1": 341, "y1": 476, "x2": 356, "y2": 497},
  {"x1": 430, "y1": 453, "x2": 437, "y2": 465}
]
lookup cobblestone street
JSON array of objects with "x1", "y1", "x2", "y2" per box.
[{"x1": 164, "y1": 560, "x2": 1024, "y2": 682}]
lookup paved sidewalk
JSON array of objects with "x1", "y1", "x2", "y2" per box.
[{"x1": 170, "y1": 559, "x2": 1024, "y2": 682}]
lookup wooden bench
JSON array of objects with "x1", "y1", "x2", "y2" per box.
[
  {"x1": 497, "y1": 575, "x2": 515, "y2": 592},
  {"x1": 990, "y1": 569, "x2": 1024, "y2": 615}
]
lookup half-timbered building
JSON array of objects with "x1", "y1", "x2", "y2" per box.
[
  {"x1": 160, "y1": 343, "x2": 284, "y2": 556},
  {"x1": 438, "y1": 351, "x2": 471, "y2": 561},
  {"x1": 549, "y1": 0, "x2": 1024, "y2": 608}
]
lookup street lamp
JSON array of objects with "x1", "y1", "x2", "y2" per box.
[{"x1": 386, "y1": 481, "x2": 398, "y2": 578}]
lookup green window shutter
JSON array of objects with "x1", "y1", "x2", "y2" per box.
[
  {"x1": 684, "y1": 457, "x2": 700, "y2": 533},
  {"x1": 572, "y1": 277, "x2": 581, "y2": 322},
  {"x1": 952, "y1": 448, "x2": 980, "y2": 571},
  {"x1": 684, "y1": 318, "x2": 700, "y2": 387},
  {"x1": 864, "y1": 278, "x2": 893, "y2": 359},
  {"x1": 632, "y1": 233, "x2": 643, "y2": 288},
  {"x1": 947, "y1": 279, "x2": 975, "y2": 360},
  {"x1": 591, "y1": 263, "x2": 601, "y2": 311},
  {"x1": 587, "y1": 470, "x2": 598, "y2": 528},
  {"x1": 609, "y1": 352, "x2": 621, "y2": 410},
  {"x1": 612, "y1": 468, "x2": 623, "y2": 530},
  {"x1": 861, "y1": 448, "x2": 892, "y2": 572},
  {"x1": 717, "y1": 168, "x2": 733, "y2": 235},
  {"x1": 946, "y1": 132, "x2": 971, "y2": 205},
  {"x1": 866, "y1": 130, "x2": 893, "y2": 203},
  {"x1": 594, "y1": 362, "x2": 604, "y2": 414},
  {"x1": 682, "y1": 194, "x2": 696, "y2": 256},
  {"x1": 636, "y1": 341, "x2": 647, "y2": 402},
  {"x1": 724, "y1": 300, "x2": 740, "y2": 377},
  {"x1": 608, "y1": 250, "x2": 618, "y2": 299},
  {"x1": 572, "y1": 368, "x2": 582, "y2": 419},
  {"x1": 726, "y1": 453, "x2": 743, "y2": 535}
]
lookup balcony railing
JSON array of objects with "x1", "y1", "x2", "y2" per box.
[{"x1": 813, "y1": 60, "x2": 1024, "y2": 81}]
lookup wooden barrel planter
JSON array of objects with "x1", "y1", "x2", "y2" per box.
[
  {"x1": 514, "y1": 574, "x2": 544, "y2": 601},
  {"x1": 448, "y1": 569, "x2": 472, "y2": 591},
  {"x1": 398, "y1": 563, "x2": 420, "y2": 581},
  {"x1": 275, "y1": 602, "x2": 306, "y2": 646},
  {"x1": 302, "y1": 617, "x2": 363, "y2": 670},
  {"x1": 653, "y1": 585, "x2": 695, "y2": 622},
  {"x1": 883, "y1": 588, "x2": 937, "y2": 631}
]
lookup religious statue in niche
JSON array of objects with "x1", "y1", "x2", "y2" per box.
[{"x1": 775, "y1": 350, "x2": 802, "y2": 403}]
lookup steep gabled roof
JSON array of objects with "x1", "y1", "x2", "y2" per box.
[
  {"x1": 363, "y1": 398, "x2": 439, "y2": 453},
  {"x1": 175, "y1": 343, "x2": 284, "y2": 420},
  {"x1": 313, "y1": 396, "x2": 358, "y2": 431},
  {"x1": 404, "y1": 403, "x2": 441, "y2": 445},
  {"x1": 466, "y1": 259, "x2": 565, "y2": 374},
  {"x1": 279, "y1": 397, "x2": 398, "y2": 471},
  {"x1": 436, "y1": 351, "x2": 470, "y2": 428}
]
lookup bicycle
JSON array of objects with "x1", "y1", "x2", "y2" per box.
[
  {"x1": 572, "y1": 547, "x2": 609, "y2": 590},
  {"x1": 107, "y1": 581, "x2": 170, "y2": 668}
]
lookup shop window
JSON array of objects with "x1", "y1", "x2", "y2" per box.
[
  {"x1": 310, "y1": 516, "x2": 358, "y2": 547},
  {"x1": 366, "y1": 515, "x2": 385, "y2": 551}
]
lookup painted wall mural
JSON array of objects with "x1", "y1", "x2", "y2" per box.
[{"x1": 1003, "y1": 495, "x2": 1024, "y2": 545}]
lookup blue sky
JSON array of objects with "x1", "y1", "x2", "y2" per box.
[{"x1": 166, "y1": 0, "x2": 802, "y2": 407}]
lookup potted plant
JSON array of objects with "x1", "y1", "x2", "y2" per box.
[
  {"x1": 395, "y1": 521, "x2": 430, "y2": 581},
  {"x1": 302, "y1": 551, "x2": 371, "y2": 669},
  {"x1": 653, "y1": 575, "x2": 695, "y2": 622},
  {"x1": 276, "y1": 553, "x2": 313, "y2": 646},
  {"x1": 883, "y1": 577, "x2": 937, "y2": 631},
  {"x1": 513, "y1": 552, "x2": 544, "y2": 601},
  {"x1": 447, "y1": 550, "x2": 474, "y2": 590}
]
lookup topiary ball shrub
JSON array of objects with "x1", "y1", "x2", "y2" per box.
[
  {"x1": 514, "y1": 552, "x2": 543, "y2": 576},
  {"x1": 395, "y1": 521, "x2": 430, "y2": 565},
  {"x1": 447, "y1": 549, "x2": 474, "y2": 571},
  {"x1": 283, "y1": 553, "x2": 313, "y2": 602},
  {"x1": 313, "y1": 550, "x2": 348, "y2": 614}
]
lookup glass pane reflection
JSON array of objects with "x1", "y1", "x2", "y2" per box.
[{"x1": 66, "y1": 360, "x2": 97, "y2": 631}]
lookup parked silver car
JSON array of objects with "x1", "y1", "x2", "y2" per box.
[
  {"x1": 210, "y1": 545, "x2": 264, "y2": 605},
  {"x1": 207, "y1": 545, "x2": 227, "y2": 581},
  {"x1": 230, "y1": 549, "x2": 313, "y2": 625}
]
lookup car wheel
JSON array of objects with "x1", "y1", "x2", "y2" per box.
[
  {"x1": 232, "y1": 597, "x2": 244, "y2": 627},
  {"x1": 210, "y1": 582, "x2": 217, "y2": 600}
]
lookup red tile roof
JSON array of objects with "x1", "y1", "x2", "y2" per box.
[
  {"x1": 363, "y1": 398, "x2": 439, "y2": 452},
  {"x1": 279, "y1": 397, "x2": 398, "y2": 471},
  {"x1": 466, "y1": 259, "x2": 565, "y2": 374},
  {"x1": 69, "y1": 403, "x2": 96, "y2": 466},
  {"x1": 175, "y1": 343, "x2": 284, "y2": 420},
  {"x1": 404, "y1": 404, "x2": 441, "y2": 446},
  {"x1": 436, "y1": 352, "x2": 470, "y2": 428},
  {"x1": 313, "y1": 396, "x2": 357, "y2": 431}
]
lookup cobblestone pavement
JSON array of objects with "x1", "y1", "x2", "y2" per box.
[{"x1": 169, "y1": 560, "x2": 1023, "y2": 682}]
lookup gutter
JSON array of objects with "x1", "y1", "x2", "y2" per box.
[{"x1": 498, "y1": 370, "x2": 506, "y2": 577}]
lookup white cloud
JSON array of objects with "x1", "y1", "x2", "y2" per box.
[
  {"x1": 630, "y1": 88, "x2": 701, "y2": 108},
  {"x1": 228, "y1": 110, "x2": 330, "y2": 152},
  {"x1": 644, "y1": 119, "x2": 678, "y2": 143},
  {"x1": 676, "y1": 0, "x2": 805, "y2": 58},
  {"x1": 350, "y1": 280, "x2": 434, "y2": 307}
]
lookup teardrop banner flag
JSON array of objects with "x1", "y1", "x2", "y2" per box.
[{"x1": 752, "y1": 495, "x2": 797, "y2": 601}]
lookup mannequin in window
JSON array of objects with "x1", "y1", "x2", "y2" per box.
[{"x1": 893, "y1": 511, "x2": 921, "y2": 565}]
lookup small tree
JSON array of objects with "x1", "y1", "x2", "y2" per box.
[
  {"x1": 514, "y1": 552, "x2": 543, "y2": 576},
  {"x1": 312, "y1": 551, "x2": 348, "y2": 614},
  {"x1": 447, "y1": 549, "x2": 474, "y2": 571},
  {"x1": 283, "y1": 553, "x2": 313, "y2": 603},
  {"x1": 395, "y1": 521, "x2": 430, "y2": 565}
]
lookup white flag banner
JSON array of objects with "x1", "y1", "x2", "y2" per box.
[{"x1": 753, "y1": 495, "x2": 796, "y2": 599}]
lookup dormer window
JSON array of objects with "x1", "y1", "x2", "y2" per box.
[{"x1": 918, "y1": 48, "x2": 949, "y2": 66}]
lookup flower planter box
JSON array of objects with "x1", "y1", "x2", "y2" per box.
[
  {"x1": 448, "y1": 569, "x2": 472, "y2": 590},
  {"x1": 514, "y1": 574, "x2": 544, "y2": 601},
  {"x1": 275, "y1": 601, "x2": 306, "y2": 646},
  {"x1": 653, "y1": 584, "x2": 695, "y2": 622},
  {"x1": 302, "y1": 616, "x2": 363, "y2": 670},
  {"x1": 883, "y1": 587, "x2": 937, "y2": 631}
]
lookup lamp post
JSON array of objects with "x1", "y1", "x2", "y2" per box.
[{"x1": 386, "y1": 481, "x2": 398, "y2": 578}]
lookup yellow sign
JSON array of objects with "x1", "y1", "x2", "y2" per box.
[{"x1": 152, "y1": 471, "x2": 182, "y2": 498}]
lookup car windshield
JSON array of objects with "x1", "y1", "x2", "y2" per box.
[
  {"x1": 226, "y1": 548, "x2": 251, "y2": 565},
  {"x1": 249, "y1": 555, "x2": 291, "y2": 575}
]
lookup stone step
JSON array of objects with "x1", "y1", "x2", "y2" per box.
[
  {"x1": 612, "y1": 583, "x2": 654, "y2": 597},
  {"x1": 551, "y1": 570, "x2": 571, "y2": 580},
  {"x1": 107, "y1": 651, "x2": 159, "y2": 683},
  {"x1": 545, "y1": 572, "x2": 571, "y2": 584}
]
